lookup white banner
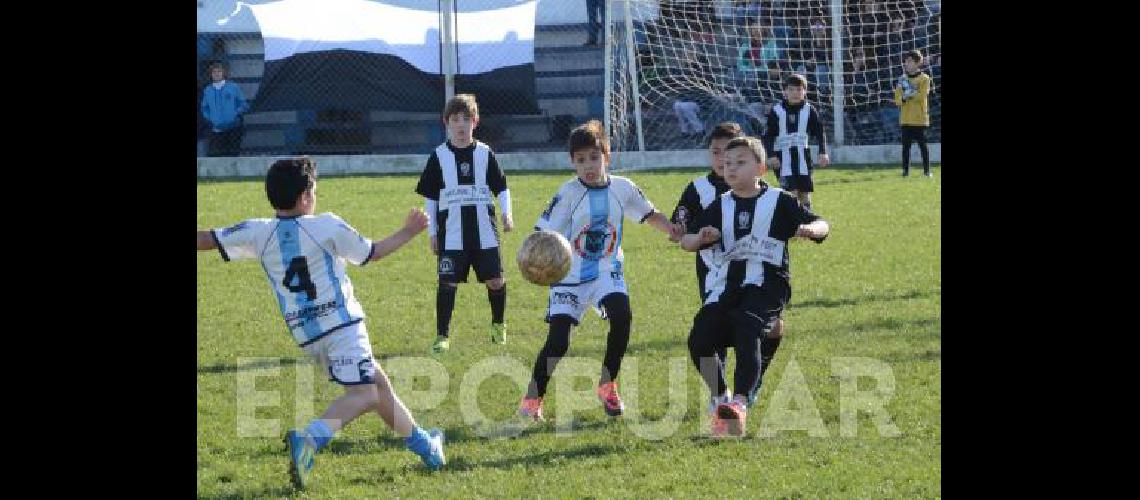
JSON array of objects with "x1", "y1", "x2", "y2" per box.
[{"x1": 440, "y1": 185, "x2": 493, "y2": 210}]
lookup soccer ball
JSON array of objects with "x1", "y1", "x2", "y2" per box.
[{"x1": 517, "y1": 230, "x2": 573, "y2": 286}]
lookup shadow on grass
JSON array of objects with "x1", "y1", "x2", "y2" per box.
[
  {"x1": 198, "y1": 357, "x2": 303, "y2": 374},
  {"x1": 846, "y1": 316, "x2": 940, "y2": 334},
  {"x1": 792, "y1": 289, "x2": 938, "y2": 310},
  {"x1": 570, "y1": 336, "x2": 700, "y2": 357},
  {"x1": 440, "y1": 442, "x2": 621, "y2": 472},
  {"x1": 881, "y1": 348, "x2": 941, "y2": 363},
  {"x1": 197, "y1": 484, "x2": 296, "y2": 500}
]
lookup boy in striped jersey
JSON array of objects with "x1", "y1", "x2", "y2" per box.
[
  {"x1": 669, "y1": 122, "x2": 788, "y2": 405},
  {"x1": 762, "y1": 73, "x2": 829, "y2": 212},
  {"x1": 415, "y1": 94, "x2": 514, "y2": 353},
  {"x1": 518, "y1": 120, "x2": 682, "y2": 421},
  {"x1": 670, "y1": 122, "x2": 740, "y2": 301},
  {"x1": 196, "y1": 158, "x2": 445, "y2": 488},
  {"x1": 681, "y1": 137, "x2": 829, "y2": 437}
]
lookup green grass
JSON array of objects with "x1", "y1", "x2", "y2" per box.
[{"x1": 197, "y1": 164, "x2": 940, "y2": 499}]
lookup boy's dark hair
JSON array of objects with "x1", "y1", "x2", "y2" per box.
[
  {"x1": 784, "y1": 73, "x2": 808, "y2": 89},
  {"x1": 207, "y1": 62, "x2": 227, "y2": 75},
  {"x1": 443, "y1": 94, "x2": 479, "y2": 122},
  {"x1": 266, "y1": 157, "x2": 317, "y2": 210},
  {"x1": 568, "y1": 119, "x2": 610, "y2": 158},
  {"x1": 724, "y1": 136, "x2": 767, "y2": 165},
  {"x1": 903, "y1": 50, "x2": 924, "y2": 64},
  {"x1": 709, "y1": 122, "x2": 744, "y2": 144}
]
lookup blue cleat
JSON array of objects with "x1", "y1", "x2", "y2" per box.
[
  {"x1": 408, "y1": 428, "x2": 446, "y2": 470},
  {"x1": 284, "y1": 430, "x2": 316, "y2": 489}
]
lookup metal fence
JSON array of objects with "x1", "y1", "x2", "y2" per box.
[{"x1": 197, "y1": 0, "x2": 939, "y2": 158}]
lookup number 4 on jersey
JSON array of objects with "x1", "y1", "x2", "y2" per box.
[{"x1": 282, "y1": 257, "x2": 317, "y2": 301}]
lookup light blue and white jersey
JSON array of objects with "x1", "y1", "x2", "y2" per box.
[
  {"x1": 210, "y1": 212, "x2": 374, "y2": 346},
  {"x1": 534, "y1": 175, "x2": 657, "y2": 285}
]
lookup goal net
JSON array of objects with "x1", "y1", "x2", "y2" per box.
[{"x1": 606, "y1": 0, "x2": 941, "y2": 160}]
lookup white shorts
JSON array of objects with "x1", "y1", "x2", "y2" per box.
[
  {"x1": 546, "y1": 274, "x2": 629, "y2": 324},
  {"x1": 301, "y1": 321, "x2": 378, "y2": 386}
]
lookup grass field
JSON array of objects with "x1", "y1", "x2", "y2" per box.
[{"x1": 197, "y1": 164, "x2": 941, "y2": 499}]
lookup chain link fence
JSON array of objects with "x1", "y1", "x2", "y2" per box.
[{"x1": 198, "y1": 0, "x2": 939, "y2": 158}]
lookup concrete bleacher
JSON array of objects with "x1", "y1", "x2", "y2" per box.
[{"x1": 198, "y1": 23, "x2": 605, "y2": 155}]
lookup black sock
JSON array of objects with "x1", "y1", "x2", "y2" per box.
[
  {"x1": 759, "y1": 336, "x2": 782, "y2": 375},
  {"x1": 528, "y1": 316, "x2": 573, "y2": 398},
  {"x1": 488, "y1": 283, "x2": 506, "y2": 324},
  {"x1": 436, "y1": 284, "x2": 457, "y2": 338},
  {"x1": 918, "y1": 139, "x2": 930, "y2": 173},
  {"x1": 599, "y1": 294, "x2": 631, "y2": 385},
  {"x1": 689, "y1": 321, "x2": 728, "y2": 398},
  {"x1": 902, "y1": 140, "x2": 912, "y2": 174},
  {"x1": 732, "y1": 326, "x2": 762, "y2": 398}
]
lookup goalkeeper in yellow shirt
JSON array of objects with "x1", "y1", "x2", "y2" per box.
[{"x1": 894, "y1": 50, "x2": 934, "y2": 177}]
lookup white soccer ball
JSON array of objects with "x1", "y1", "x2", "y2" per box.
[{"x1": 517, "y1": 230, "x2": 573, "y2": 286}]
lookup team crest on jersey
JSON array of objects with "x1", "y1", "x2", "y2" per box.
[
  {"x1": 439, "y1": 257, "x2": 454, "y2": 274},
  {"x1": 676, "y1": 206, "x2": 689, "y2": 224},
  {"x1": 460, "y1": 162, "x2": 471, "y2": 177},
  {"x1": 221, "y1": 221, "x2": 248, "y2": 236},
  {"x1": 738, "y1": 211, "x2": 751, "y2": 229},
  {"x1": 573, "y1": 222, "x2": 618, "y2": 260}
]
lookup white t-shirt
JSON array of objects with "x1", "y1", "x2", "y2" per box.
[
  {"x1": 534, "y1": 175, "x2": 657, "y2": 285},
  {"x1": 211, "y1": 212, "x2": 373, "y2": 346}
]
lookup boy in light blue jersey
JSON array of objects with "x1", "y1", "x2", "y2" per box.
[
  {"x1": 518, "y1": 120, "x2": 681, "y2": 421},
  {"x1": 196, "y1": 157, "x2": 445, "y2": 489}
]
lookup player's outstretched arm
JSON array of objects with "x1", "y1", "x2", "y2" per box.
[
  {"x1": 795, "y1": 219, "x2": 830, "y2": 242},
  {"x1": 644, "y1": 212, "x2": 676, "y2": 237},
  {"x1": 681, "y1": 227, "x2": 720, "y2": 252},
  {"x1": 196, "y1": 230, "x2": 217, "y2": 251},
  {"x1": 368, "y1": 208, "x2": 430, "y2": 262}
]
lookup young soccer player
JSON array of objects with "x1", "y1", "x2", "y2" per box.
[
  {"x1": 670, "y1": 122, "x2": 788, "y2": 404},
  {"x1": 195, "y1": 158, "x2": 445, "y2": 489},
  {"x1": 415, "y1": 94, "x2": 514, "y2": 353},
  {"x1": 518, "y1": 119, "x2": 681, "y2": 421},
  {"x1": 681, "y1": 137, "x2": 829, "y2": 437},
  {"x1": 762, "y1": 73, "x2": 829, "y2": 212},
  {"x1": 894, "y1": 50, "x2": 934, "y2": 177},
  {"x1": 670, "y1": 122, "x2": 741, "y2": 300}
]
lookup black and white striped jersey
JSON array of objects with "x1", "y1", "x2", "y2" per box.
[
  {"x1": 415, "y1": 140, "x2": 508, "y2": 251},
  {"x1": 762, "y1": 100, "x2": 827, "y2": 178},
  {"x1": 690, "y1": 185, "x2": 822, "y2": 304}
]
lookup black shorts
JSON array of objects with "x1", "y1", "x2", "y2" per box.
[
  {"x1": 901, "y1": 125, "x2": 928, "y2": 143},
  {"x1": 438, "y1": 248, "x2": 503, "y2": 283},
  {"x1": 698, "y1": 284, "x2": 789, "y2": 339},
  {"x1": 779, "y1": 173, "x2": 814, "y2": 193},
  {"x1": 695, "y1": 259, "x2": 786, "y2": 322}
]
